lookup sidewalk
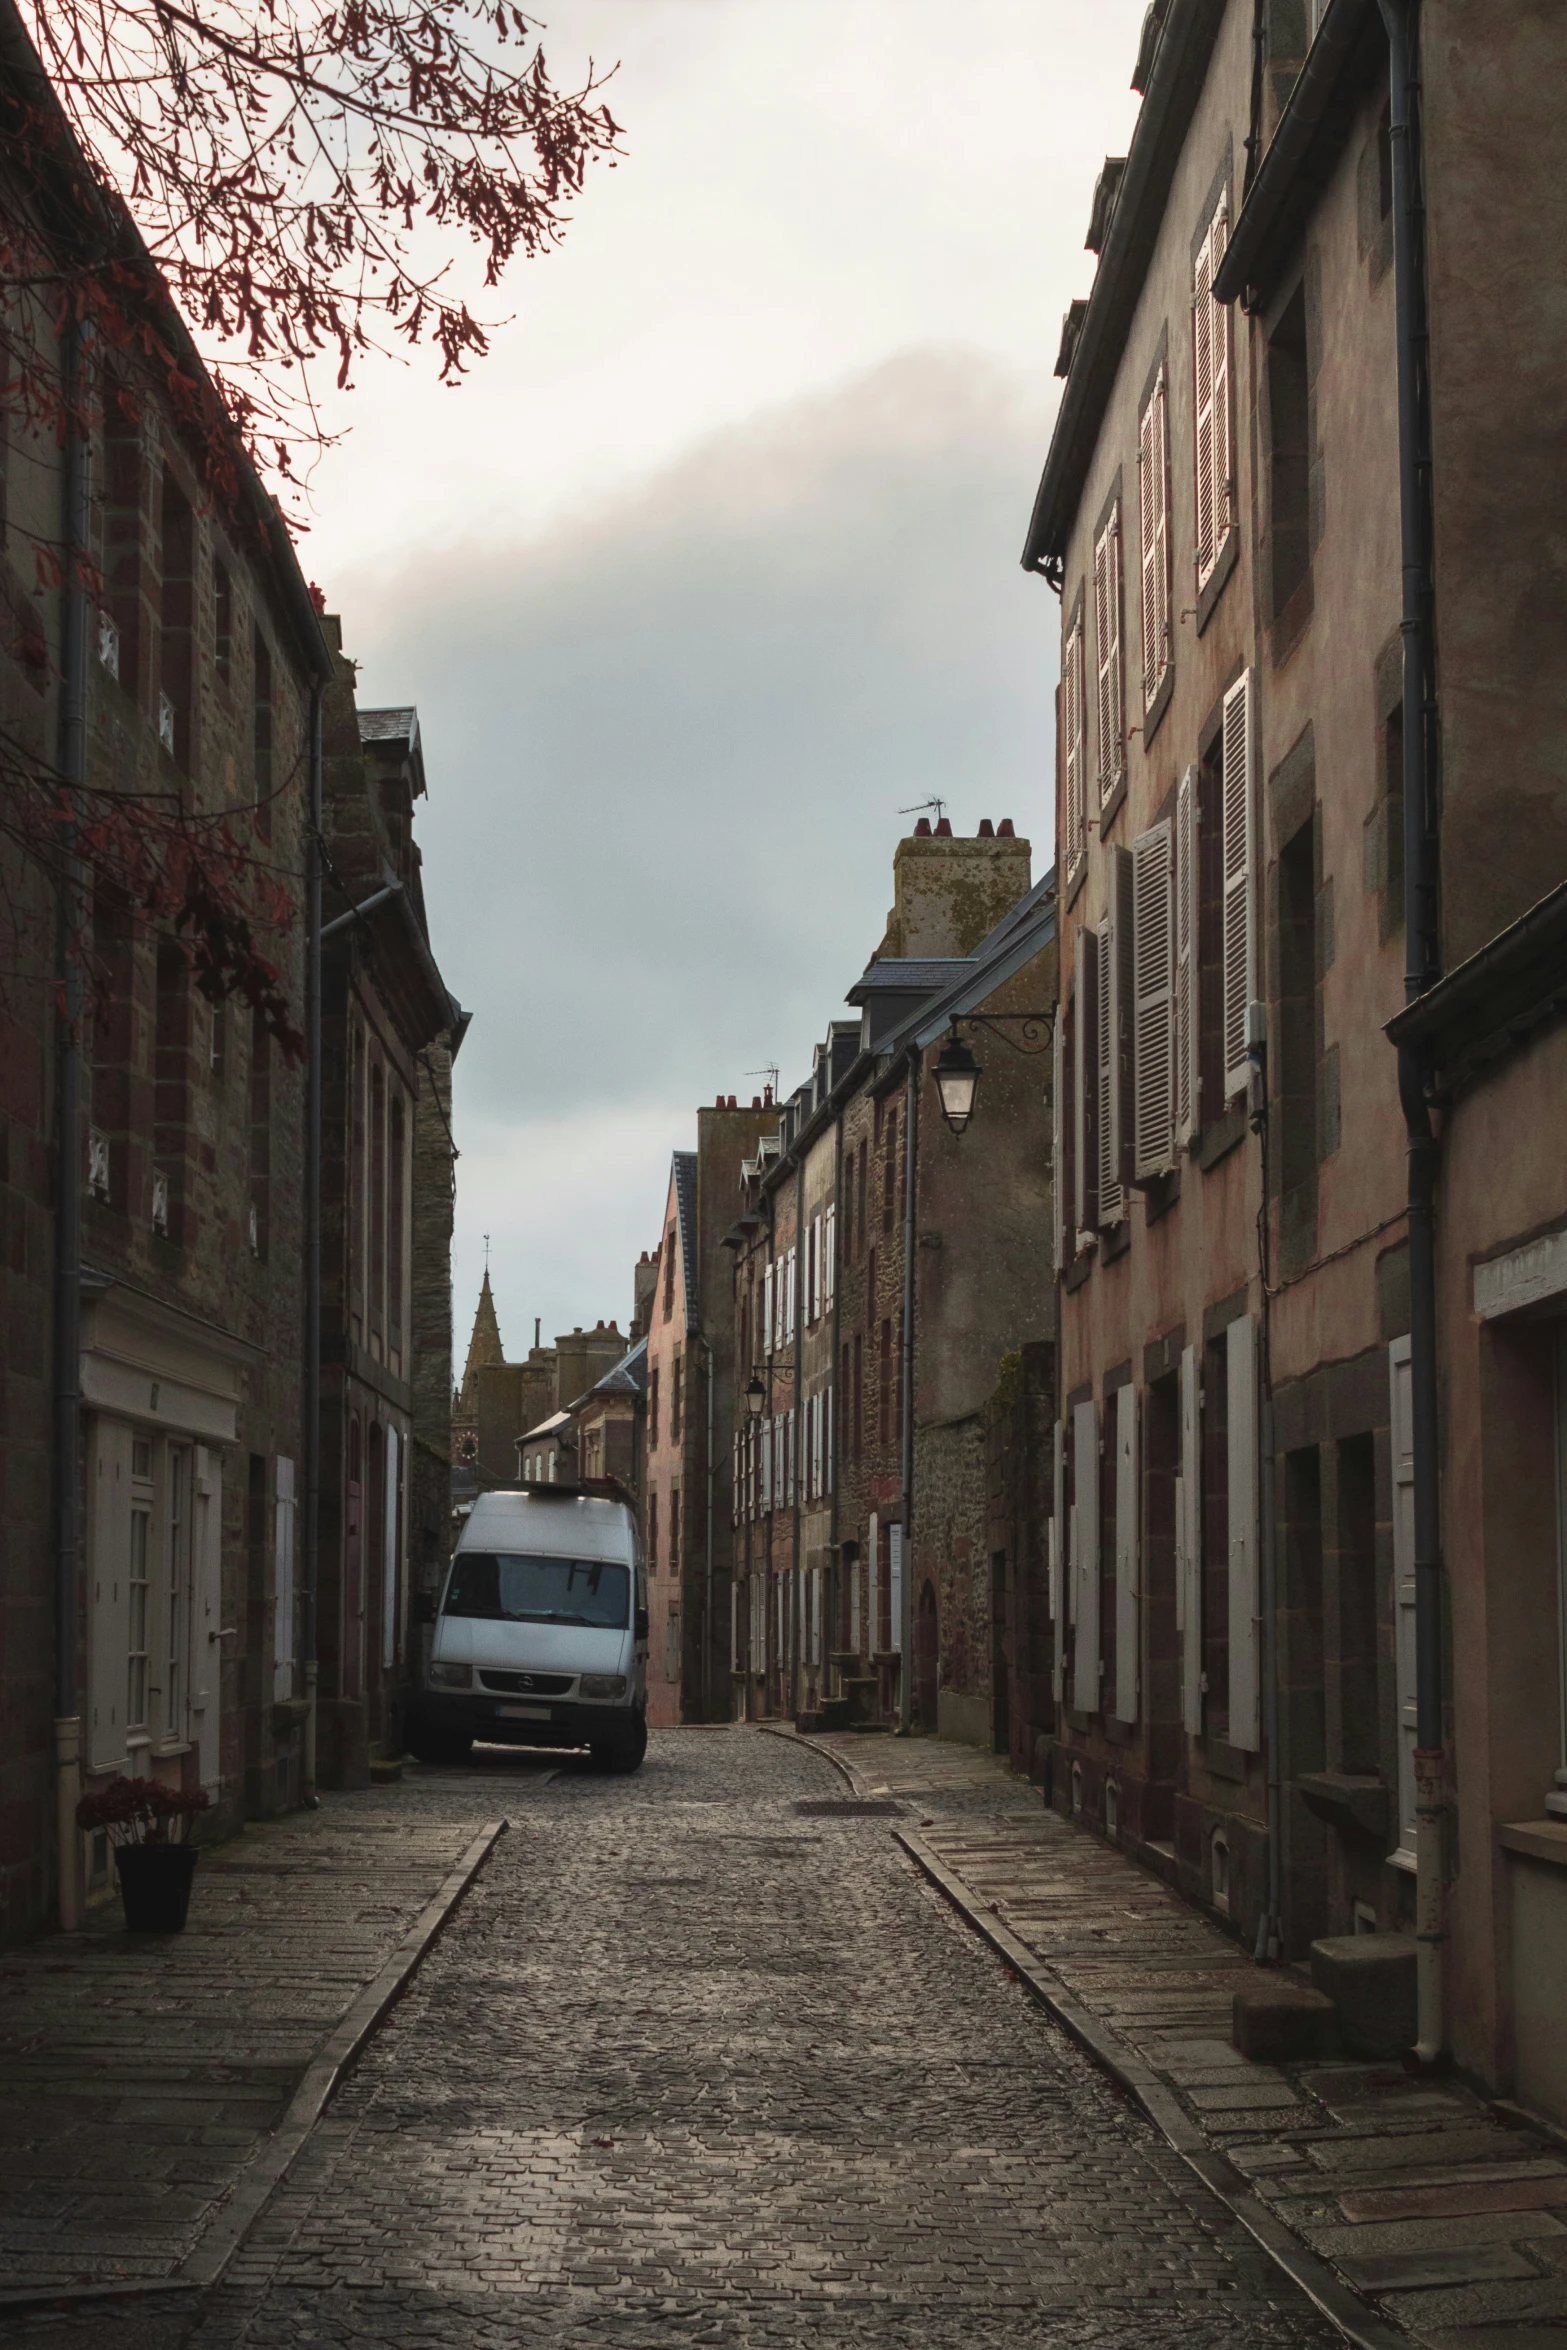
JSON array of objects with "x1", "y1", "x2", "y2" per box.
[
  {"x1": 801, "y1": 1728, "x2": 1567, "y2": 2350},
  {"x1": 0, "y1": 1783, "x2": 500, "y2": 2303}
]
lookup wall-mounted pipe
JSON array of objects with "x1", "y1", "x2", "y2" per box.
[
  {"x1": 898, "y1": 1049, "x2": 919, "y2": 1732},
  {"x1": 301, "y1": 679, "x2": 324, "y2": 1807},
  {"x1": 1376, "y1": 0, "x2": 1445, "y2": 2063}
]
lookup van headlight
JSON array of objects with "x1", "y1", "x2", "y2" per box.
[
  {"x1": 428, "y1": 1661, "x2": 473, "y2": 1689},
  {"x1": 579, "y1": 1673, "x2": 627, "y2": 1701}
]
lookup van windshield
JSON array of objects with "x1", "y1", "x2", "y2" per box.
[{"x1": 444, "y1": 1551, "x2": 630, "y2": 1630}]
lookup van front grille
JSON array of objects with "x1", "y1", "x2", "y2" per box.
[{"x1": 479, "y1": 1670, "x2": 574, "y2": 1696}]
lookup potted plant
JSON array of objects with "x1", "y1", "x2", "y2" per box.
[{"x1": 77, "y1": 1777, "x2": 210, "y2": 1932}]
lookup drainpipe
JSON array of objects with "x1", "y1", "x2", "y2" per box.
[
  {"x1": 52, "y1": 316, "x2": 90, "y2": 1932},
  {"x1": 301, "y1": 680, "x2": 324, "y2": 1807},
  {"x1": 829, "y1": 1110, "x2": 844, "y2": 1694},
  {"x1": 898, "y1": 1049, "x2": 919, "y2": 1732},
  {"x1": 1376, "y1": 0, "x2": 1444, "y2": 2062},
  {"x1": 695, "y1": 1327, "x2": 716, "y2": 1721},
  {"x1": 792, "y1": 1149, "x2": 804, "y2": 1721}
]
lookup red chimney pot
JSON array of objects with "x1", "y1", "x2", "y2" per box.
[
  {"x1": 997, "y1": 817, "x2": 1016, "y2": 837},
  {"x1": 934, "y1": 816, "x2": 953, "y2": 837},
  {"x1": 914, "y1": 816, "x2": 932, "y2": 837},
  {"x1": 977, "y1": 817, "x2": 995, "y2": 837}
]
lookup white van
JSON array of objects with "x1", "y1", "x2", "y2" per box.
[{"x1": 409, "y1": 1488, "x2": 648, "y2": 1771}]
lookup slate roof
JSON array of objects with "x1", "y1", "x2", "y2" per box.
[
  {"x1": 358, "y1": 706, "x2": 419, "y2": 748},
  {"x1": 587, "y1": 1336, "x2": 649, "y2": 1400},
  {"x1": 845, "y1": 957, "x2": 975, "y2": 1003},
  {"x1": 672, "y1": 1151, "x2": 700, "y2": 1328}
]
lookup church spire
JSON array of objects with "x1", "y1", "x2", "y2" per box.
[{"x1": 457, "y1": 1268, "x2": 505, "y2": 1415}]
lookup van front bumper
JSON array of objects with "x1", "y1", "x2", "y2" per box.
[{"x1": 412, "y1": 1690, "x2": 637, "y2": 1748}]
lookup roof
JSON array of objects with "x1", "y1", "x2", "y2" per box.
[
  {"x1": 846, "y1": 958, "x2": 976, "y2": 1004},
  {"x1": 900, "y1": 871, "x2": 1058, "y2": 1056},
  {"x1": 358, "y1": 707, "x2": 419, "y2": 748},
  {"x1": 456, "y1": 1271, "x2": 504, "y2": 1414},
  {"x1": 584, "y1": 1337, "x2": 649, "y2": 1401},
  {"x1": 519, "y1": 1408, "x2": 573, "y2": 1443},
  {"x1": 672, "y1": 1150, "x2": 700, "y2": 1328},
  {"x1": 1021, "y1": 0, "x2": 1228, "y2": 577}
]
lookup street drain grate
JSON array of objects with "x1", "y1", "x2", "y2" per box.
[{"x1": 793, "y1": 1799, "x2": 904, "y2": 1818}]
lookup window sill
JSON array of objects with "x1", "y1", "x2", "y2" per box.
[
  {"x1": 1501, "y1": 1820, "x2": 1567, "y2": 1871},
  {"x1": 1195, "y1": 529, "x2": 1239, "y2": 636},
  {"x1": 1197, "y1": 1105, "x2": 1248, "y2": 1172},
  {"x1": 1204, "y1": 1737, "x2": 1251, "y2": 1784},
  {"x1": 1100, "y1": 1217, "x2": 1131, "y2": 1265},
  {"x1": 1097, "y1": 772, "x2": 1128, "y2": 840},
  {"x1": 1064, "y1": 1251, "x2": 1094, "y2": 1294},
  {"x1": 1140, "y1": 1166, "x2": 1181, "y2": 1223},
  {"x1": 1271, "y1": 568, "x2": 1315, "y2": 668}
]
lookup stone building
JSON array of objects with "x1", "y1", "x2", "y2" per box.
[
  {"x1": 314, "y1": 675, "x2": 465, "y2": 1788},
  {"x1": 1023, "y1": 0, "x2": 1567, "y2": 2117},
  {"x1": 642, "y1": 1104, "x2": 775, "y2": 1726},
  {"x1": 727, "y1": 822, "x2": 1057, "y2": 1761}
]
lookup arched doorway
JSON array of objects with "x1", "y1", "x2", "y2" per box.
[{"x1": 915, "y1": 1579, "x2": 939, "y2": 1731}]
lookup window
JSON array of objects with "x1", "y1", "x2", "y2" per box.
[
  {"x1": 252, "y1": 627, "x2": 274, "y2": 842},
  {"x1": 856, "y1": 1142, "x2": 868, "y2": 1256},
  {"x1": 671, "y1": 1354, "x2": 683, "y2": 1444},
  {"x1": 1093, "y1": 501, "x2": 1125, "y2": 805},
  {"x1": 1277, "y1": 811, "x2": 1320, "y2": 1225},
  {"x1": 882, "y1": 1109, "x2": 898, "y2": 1234},
  {"x1": 1192, "y1": 192, "x2": 1235, "y2": 592},
  {"x1": 104, "y1": 397, "x2": 143, "y2": 703},
  {"x1": 670, "y1": 1485, "x2": 681, "y2": 1575},
  {"x1": 663, "y1": 1227, "x2": 676, "y2": 1318},
  {"x1": 160, "y1": 1442, "x2": 192, "y2": 1748},
  {"x1": 853, "y1": 1331, "x2": 863, "y2": 1462},
  {"x1": 388, "y1": 1095, "x2": 406, "y2": 1347},
  {"x1": 1268, "y1": 283, "x2": 1312, "y2": 622},
  {"x1": 1138, "y1": 367, "x2": 1172, "y2": 711},
  {"x1": 1062, "y1": 605, "x2": 1087, "y2": 883},
  {"x1": 649, "y1": 1367, "x2": 660, "y2": 1450},
  {"x1": 648, "y1": 1493, "x2": 659, "y2": 1575},
  {"x1": 154, "y1": 942, "x2": 189, "y2": 1244},
  {"x1": 127, "y1": 1473, "x2": 151, "y2": 1736},
  {"x1": 879, "y1": 1318, "x2": 892, "y2": 1447},
  {"x1": 159, "y1": 470, "x2": 194, "y2": 769},
  {"x1": 214, "y1": 561, "x2": 233, "y2": 685},
  {"x1": 370, "y1": 1063, "x2": 386, "y2": 1333}
]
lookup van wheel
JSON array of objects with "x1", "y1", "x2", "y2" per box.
[
  {"x1": 591, "y1": 1710, "x2": 647, "y2": 1774},
  {"x1": 409, "y1": 1725, "x2": 472, "y2": 1767}
]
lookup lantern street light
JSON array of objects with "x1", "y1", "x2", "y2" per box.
[
  {"x1": 933, "y1": 1031, "x2": 981, "y2": 1136},
  {"x1": 745, "y1": 1373, "x2": 766, "y2": 1420}
]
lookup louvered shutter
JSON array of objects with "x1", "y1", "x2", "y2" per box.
[
  {"x1": 1132, "y1": 819, "x2": 1175, "y2": 1179},
  {"x1": 1076, "y1": 944, "x2": 1099, "y2": 1239},
  {"x1": 1140, "y1": 368, "x2": 1171, "y2": 709},
  {"x1": 1193, "y1": 226, "x2": 1216, "y2": 585},
  {"x1": 1097, "y1": 850, "x2": 1131, "y2": 1226},
  {"x1": 1221, "y1": 668, "x2": 1255, "y2": 1101},
  {"x1": 1093, "y1": 505, "x2": 1123, "y2": 805},
  {"x1": 1072, "y1": 1397, "x2": 1100, "y2": 1713},
  {"x1": 763, "y1": 1262, "x2": 775, "y2": 1358},
  {"x1": 812, "y1": 1391, "x2": 823, "y2": 1500},
  {"x1": 1390, "y1": 1335, "x2": 1417, "y2": 1860},
  {"x1": 1211, "y1": 198, "x2": 1232, "y2": 556},
  {"x1": 1114, "y1": 1383, "x2": 1139, "y2": 1724},
  {"x1": 1051, "y1": 1421, "x2": 1066, "y2": 1703},
  {"x1": 1051, "y1": 1007, "x2": 1066, "y2": 1271},
  {"x1": 1063, "y1": 613, "x2": 1086, "y2": 882},
  {"x1": 825, "y1": 1381, "x2": 834, "y2": 1495},
  {"x1": 761, "y1": 1416, "x2": 772, "y2": 1514},
  {"x1": 824, "y1": 1203, "x2": 836, "y2": 1306},
  {"x1": 1227, "y1": 1312, "x2": 1259, "y2": 1751},
  {"x1": 1174, "y1": 764, "x2": 1199, "y2": 1145},
  {"x1": 787, "y1": 1248, "x2": 797, "y2": 1342},
  {"x1": 889, "y1": 1523, "x2": 904, "y2": 1657},
  {"x1": 1179, "y1": 1344, "x2": 1202, "y2": 1733}
]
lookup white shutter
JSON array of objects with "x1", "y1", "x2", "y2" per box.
[
  {"x1": 1052, "y1": 1006, "x2": 1066, "y2": 1271},
  {"x1": 851, "y1": 1526, "x2": 863, "y2": 1652},
  {"x1": 811, "y1": 1392, "x2": 823, "y2": 1500},
  {"x1": 1180, "y1": 1344, "x2": 1203, "y2": 1734},
  {"x1": 1114, "y1": 1384, "x2": 1139, "y2": 1724},
  {"x1": 731, "y1": 1580, "x2": 741, "y2": 1674},
  {"x1": 88, "y1": 1419, "x2": 133, "y2": 1770},
  {"x1": 1193, "y1": 224, "x2": 1216, "y2": 585},
  {"x1": 1221, "y1": 668, "x2": 1255, "y2": 1101},
  {"x1": 762, "y1": 1416, "x2": 774, "y2": 1514},
  {"x1": 1390, "y1": 1335, "x2": 1418, "y2": 1860},
  {"x1": 1132, "y1": 819, "x2": 1176, "y2": 1180},
  {"x1": 1097, "y1": 852, "x2": 1131, "y2": 1226},
  {"x1": 1063, "y1": 613, "x2": 1086, "y2": 882},
  {"x1": 824, "y1": 1203, "x2": 836, "y2": 1306},
  {"x1": 1072, "y1": 1397, "x2": 1100, "y2": 1713},
  {"x1": 1227, "y1": 1312, "x2": 1259, "y2": 1750},
  {"x1": 888, "y1": 1523, "x2": 904, "y2": 1656},
  {"x1": 787, "y1": 1406, "x2": 797, "y2": 1507},
  {"x1": 825, "y1": 1383, "x2": 834, "y2": 1495},
  {"x1": 1174, "y1": 764, "x2": 1199, "y2": 1146},
  {"x1": 763, "y1": 1262, "x2": 775, "y2": 1359},
  {"x1": 786, "y1": 1247, "x2": 797, "y2": 1342},
  {"x1": 809, "y1": 1218, "x2": 820, "y2": 1324},
  {"x1": 1051, "y1": 1421, "x2": 1066, "y2": 1703},
  {"x1": 867, "y1": 1510, "x2": 879, "y2": 1651},
  {"x1": 1093, "y1": 504, "x2": 1124, "y2": 805},
  {"x1": 1140, "y1": 368, "x2": 1171, "y2": 709},
  {"x1": 1211, "y1": 197, "x2": 1233, "y2": 556}
]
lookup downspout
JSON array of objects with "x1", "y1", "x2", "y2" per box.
[
  {"x1": 696, "y1": 1327, "x2": 715, "y2": 1722},
  {"x1": 1377, "y1": 0, "x2": 1444, "y2": 2062},
  {"x1": 52, "y1": 315, "x2": 90, "y2": 1932},
  {"x1": 898, "y1": 1049, "x2": 919, "y2": 1733},
  {"x1": 792, "y1": 1149, "x2": 804, "y2": 1721},
  {"x1": 829, "y1": 1110, "x2": 844, "y2": 1695},
  {"x1": 301, "y1": 680, "x2": 324, "y2": 1807}
]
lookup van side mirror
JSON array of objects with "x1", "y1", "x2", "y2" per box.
[
  {"x1": 635, "y1": 1608, "x2": 649, "y2": 1642},
  {"x1": 412, "y1": 1589, "x2": 438, "y2": 1626}
]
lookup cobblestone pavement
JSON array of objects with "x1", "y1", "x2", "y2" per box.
[{"x1": 2, "y1": 1727, "x2": 1346, "y2": 2350}]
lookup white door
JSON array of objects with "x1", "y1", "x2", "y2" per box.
[{"x1": 1389, "y1": 1336, "x2": 1417, "y2": 1862}]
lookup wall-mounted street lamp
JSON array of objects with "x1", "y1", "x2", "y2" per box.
[
  {"x1": 745, "y1": 1374, "x2": 766, "y2": 1420},
  {"x1": 933, "y1": 1032, "x2": 981, "y2": 1136}
]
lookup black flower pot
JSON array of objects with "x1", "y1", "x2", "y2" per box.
[{"x1": 115, "y1": 1842, "x2": 198, "y2": 1933}]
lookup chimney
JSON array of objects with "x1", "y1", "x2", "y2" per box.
[{"x1": 877, "y1": 818, "x2": 1032, "y2": 959}]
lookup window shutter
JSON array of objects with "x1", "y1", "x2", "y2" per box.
[
  {"x1": 732, "y1": 1432, "x2": 740, "y2": 1527},
  {"x1": 788, "y1": 1406, "x2": 797, "y2": 1507},
  {"x1": 1132, "y1": 818, "x2": 1176, "y2": 1180},
  {"x1": 1179, "y1": 1344, "x2": 1202, "y2": 1733},
  {"x1": 867, "y1": 1510, "x2": 879, "y2": 1651},
  {"x1": 1051, "y1": 1421, "x2": 1066, "y2": 1703},
  {"x1": 1063, "y1": 612, "x2": 1086, "y2": 883},
  {"x1": 825, "y1": 1381, "x2": 834, "y2": 1495},
  {"x1": 888, "y1": 1523, "x2": 904, "y2": 1657},
  {"x1": 1139, "y1": 368, "x2": 1171, "y2": 710},
  {"x1": 1390, "y1": 1335, "x2": 1418, "y2": 1860},
  {"x1": 763, "y1": 1262, "x2": 774, "y2": 1358},
  {"x1": 1076, "y1": 942, "x2": 1099, "y2": 1239},
  {"x1": 786, "y1": 1247, "x2": 797, "y2": 1342},
  {"x1": 1174, "y1": 764, "x2": 1199, "y2": 1146},
  {"x1": 1211, "y1": 197, "x2": 1233, "y2": 554},
  {"x1": 812, "y1": 1391, "x2": 823, "y2": 1499},
  {"x1": 88, "y1": 1420, "x2": 132, "y2": 1770},
  {"x1": 1093, "y1": 505, "x2": 1123, "y2": 806},
  {"x1": 1051, "y1": 1006, "x2": 1066, "y2": 1271},
  {"x1": 1193, "y1": 225, "x2": 1216, "y2": 584},
  {"x1": 1114, "y1": 1383, "x2": 1139, "y2": 1725},
  {"x1": 824, "y1": 1203, "x2": 836, "y2": 1306},
  {"x1": 1221, "y1": 667, "x2": 1256, "y2": 1101},
  {"x1": 1227, "y1": 1312, "x2": 1259, "y2": 1750},
  {"x1": 1097, "y1": 849, "x2": 1132, "y2": 1226},
  {"x1": 1072, "y1": 1398, "x2": 1100, "y2": 1714}
]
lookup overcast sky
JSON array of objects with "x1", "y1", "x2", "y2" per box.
[{"x1": 304, "y1": 0, "x2": 1146, "y2": 1365}]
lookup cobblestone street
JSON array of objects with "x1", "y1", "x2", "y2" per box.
[{"x1": 2, "y1": 1728, "x2": 1340, "y2": 2350}]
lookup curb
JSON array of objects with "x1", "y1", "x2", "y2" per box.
[
  {"x1": 181, "y1": 1815, "x2": 507, "y2": 2288},
  {"x1": 752, "y1": 1720, "x2": 860, "y2": 1790},
  {"x1": 894, "y1": 1824, "x2": 1408, "y2": 2350}
]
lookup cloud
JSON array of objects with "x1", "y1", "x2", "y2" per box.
[{"x1": 338, "y1": 346, "x2": 1059, "y2": 1343}]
